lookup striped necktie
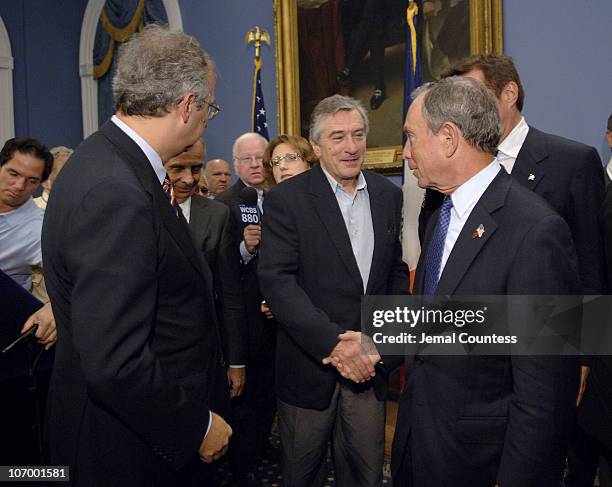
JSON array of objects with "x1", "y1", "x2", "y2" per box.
[
  {"x1": 163, "y1": 174, "x2": 183, "y2": 218},
  {"x1": 423, "y1": 196, "x2": 453, "y2": 295}
]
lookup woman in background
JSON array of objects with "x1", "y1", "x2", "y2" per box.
[{"x1": 262, "y1": 134, "x2": 317, "y2": 187}]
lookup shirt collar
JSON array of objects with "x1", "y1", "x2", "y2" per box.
[
  {"x1": 321, "y1": 165, "x2": 367, "y2": 195},
  {"x1": 450, "y1": 159, "x2": 502, "y2": 218},
  {"x1": 240, "y1": 180, "x2": 264, "y2": 197},
  {"x1": 498, "y1": 116, "x2": 529, "y2": 159},
  {"x1": 178, "y1": 196, "x2": 192, "y2": 223},
  {"x1": 0, "y1": 197, "x2": 41, "y2": 228},
  {"x1": 111, "y1": 115, "x2": 165, "y2": 185}
]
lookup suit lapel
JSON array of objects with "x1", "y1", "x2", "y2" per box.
[
  {"x1": 99, "y1": 121, "x2": 205, "y2": 280},
  {"x1": 512, "y1": 126, "x2": 547, "y2": 192},
  {"x1": 309, "y1": 165, "x2": 363, "y2": 291},
  {"x1": 189, "y1": 194, "x2": 212, "y2": 244},
  {"x1": 365, "y1": 173, "x2": 393, "y2": 294},
  {"x1": 435, "y1": 171, "x2": 510, "y2": 295}
]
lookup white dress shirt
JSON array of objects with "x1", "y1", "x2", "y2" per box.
[
  {"x1": 497, "y1": 116, "x2": 530, "y2": 174},
  {"x1": 439, "y1": 159, "x2": 502, "y2": 279},
  {"x1": 111, "y1": 115, "x2": 165, "y2": 185},
  {"x1": 321, "y1": 166, "x2": 375, "y2": 292},
  {"x1": 178, "y1": 197, "x2": 192, "y2": 223}
]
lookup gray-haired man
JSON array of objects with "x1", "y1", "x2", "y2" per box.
[
  {"x1": 391, "y1": 76, "x2": 580, "y2": 487},
  {"x1": 42, "y1": 25, "x2": 231, "y2": 486},
  {"x1": 259, "y1": 94, "x2": 409, "y2": 487}
]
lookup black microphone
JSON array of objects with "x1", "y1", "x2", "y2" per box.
[
  {"x1": 1, "y1": 324, "x2": 38, "y2": 354},
  {"x1": 238, "y1": 187, "x2": 260, "y2": 225}
]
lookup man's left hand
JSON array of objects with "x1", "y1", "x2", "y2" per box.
[
  {"x1": 227, "y1": 367, "x2": 246, "y2": 398},
  {"x1": 21, "y1": 302, "x2": 57, "y2": 350}
]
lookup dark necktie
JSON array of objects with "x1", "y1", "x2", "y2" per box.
[
  {"x1": 423, "y1": 196, "x2": 453, "y2": 295},
  {"x1": 163, "y1": 174, "x2": 183, "y2": 219}
]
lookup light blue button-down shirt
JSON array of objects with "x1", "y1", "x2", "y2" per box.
[
  {"x1": 0, "y1": 197, "x2": 44, "y2": 290},
  {"x1": 321, "y1": 166, "x2": 374, "y2": 292}
]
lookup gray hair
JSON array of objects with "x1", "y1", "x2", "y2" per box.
[
  {"x1": 232, "y1": 132, "x2": 268, "y2": 158},
  {"x1": 412, "y1": 76, "x2": 501, "y2": 155},
  {"x1": 309, "y1": 94, "x2": 369, "y2": 143},
  {"x1": 113, "y1": 24, "x2": 215, "y2": 117}
]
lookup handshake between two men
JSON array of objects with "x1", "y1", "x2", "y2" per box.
[{"x1": 322, "y1": 331, "x2": 381, "y2": 383}]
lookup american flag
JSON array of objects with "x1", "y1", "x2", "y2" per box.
[{"x1": 252, "y1": 61, "x2": 269, "y2": 140}]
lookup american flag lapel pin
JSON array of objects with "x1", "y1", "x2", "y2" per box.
[{"x1": 472, "y1": 224, "x2": 485, "y2": 239}]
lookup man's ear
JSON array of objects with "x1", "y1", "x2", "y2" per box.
[
  {"x1": 440, "y1": 122, "x2": 460, "y2": 158},
  {"x1": 310, "y1": 139, "x2": 322, "y2": 158},
  {"x1": 500, "y1": 81, "x2": 519, "y2": 109},
  {"x1": 177, "y1": 93, "x2": 195, "y2": 123}
]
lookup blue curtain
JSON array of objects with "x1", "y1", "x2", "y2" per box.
[{"x1": 93, "y1": 0, "x2": 168, "y2": 127}]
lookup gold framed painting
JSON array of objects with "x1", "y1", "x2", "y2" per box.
[{"x1": 274, "y1": 0, "x2": 503, "y2": 175}]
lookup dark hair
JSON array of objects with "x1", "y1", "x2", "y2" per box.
[
  {"x1": 0, "y1": 137, "x2": 54, "y2": 182},
  {"x1": 607, "y1": 113, "x2": 612, "y2": 132},
  {"x1": 443, "y1": 54, "x2": 525, "y2": 112}
]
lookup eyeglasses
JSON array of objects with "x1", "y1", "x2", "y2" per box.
[
  {"x1": 206, "y1": 101, "x2": 221, "y2": 121},
  {"x1": 235, "y1": 155, "x2": 264, "y2": 164},
  {"x1": 269, "y1": 152, "x2": 303, "y2": 167}
]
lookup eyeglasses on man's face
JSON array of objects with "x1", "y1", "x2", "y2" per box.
[
  {"x1": 269, "y1": 152, "x2": 303, "y2": 167},
  {"x1": 206, "y1": 101, "x2": 220, "y2": 121},
  {"x1": 235, "y1": 154, "x2": 264, "y2": 164}
]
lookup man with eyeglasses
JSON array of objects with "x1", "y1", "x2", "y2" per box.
[
  {"x1": 217, "y1": 132, "x2": 278, "y2": 484},
  {"x1": 41, "y1": 26, "x2": 232, "y2": 486}
]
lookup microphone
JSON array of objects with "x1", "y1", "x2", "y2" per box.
[
  {"x1": 238, "y1": 187, "x2": 260, "y2": 225},
  {"x1": 2, "y1": 324, "x2": 38, "y2": 354}
]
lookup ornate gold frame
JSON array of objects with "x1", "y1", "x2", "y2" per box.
[{"x1": 274, "y1": 0, "x2": 503, "y2": 174}]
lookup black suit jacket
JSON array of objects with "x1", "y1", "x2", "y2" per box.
[
  {"x1": 577, "y1": 184, "x2": 612, "y2": 450},
  {"x1": 216, "y1": 180, "x2": 273, "y2": 350},
  {"x1": 393, "y1": 170, "x2": 581, "y2": 487},
  {"x1": 258, "y1": 164, "x2": 409, "y2": 410},
  {"x1": 420, "y1": 126, "x2": 606, "y2": 294},
  {"x1": 42, "y1": 121, "x2": 226, "y2": 486},
  {"x1": 189, "y1": 194, "x2": 247, "y2": 365}
]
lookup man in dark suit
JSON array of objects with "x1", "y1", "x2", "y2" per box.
[
  {"x1": 42, "y1": 25, "x2": 231, "y2": 487},
  {"x1": 420, "y1": 54, "x2": 606, "y2": 298},
  {"x1": 389, "y1": 76, "x2": 581, "y2": 486},
  {"x1": 258, "y1": 95, "x2": 409, "y2": 487},
  {"x1": 164, "y1": 140, "x2": 247, "y2": 399},
  {"x1": 216, "y1": 132, "x2": 277, "y2": 483}
]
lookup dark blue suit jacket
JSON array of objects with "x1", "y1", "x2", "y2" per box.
[{"x1": 393, "y1": 170, "x2": 582, "y2": 487}]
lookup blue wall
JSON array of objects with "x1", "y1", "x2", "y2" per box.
[
  {"x1": 1, "y1": 1, "x2": 610, "y2": 167},
  {"x1": 504, "y1": 0, "x2": 612, "y2": 163},
  {"x1": 0, "y1": 0, "x2": 87, "y2": 149},
  {"x1": 179, "y1": 0, "x2": 277, "y2": 163}
]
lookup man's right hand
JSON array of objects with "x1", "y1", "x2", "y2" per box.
[
  {"x1": 243, "y1": 224, "x2": 261, "y2": 254},
  {"x1": 199, "y1": 412, "x2": 232, "y2": 463}
]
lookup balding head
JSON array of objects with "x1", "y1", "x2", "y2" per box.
[
  {"x1": 232, "y1": 132, "x2": 267, "y2": 188},
  {"x1": 204, "y1": 158, "x2": 232, "y2": 197}
]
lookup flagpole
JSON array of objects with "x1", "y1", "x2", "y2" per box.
[{"x1": 246, "y1": 26, "x2": 271, "y2": 140}]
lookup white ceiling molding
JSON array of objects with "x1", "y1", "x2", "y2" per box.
[
  {"x1": 79, "y1": 0, "x2": 183, "y2": 139},
  {"x1": 0, "y1": 15, "x2": 15, "y2": 144}
]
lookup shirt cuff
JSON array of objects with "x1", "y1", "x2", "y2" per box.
[
  {"x1": 204, "y1": 411, "x2": 212, "y2": 438},
  {"x1": 240, "y1": 240, "x2": 255, "y2": 263},
  {"x1": 229, "y1": 364, "x2": 246, "y2": 368}
]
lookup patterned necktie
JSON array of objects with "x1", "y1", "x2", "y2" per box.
[
  {"x1": 162, "y1": 174, "x2": 182, "y2": 218},
  {"x1": 423, "y1": 196, "x2": 453, "y2": 295}
]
